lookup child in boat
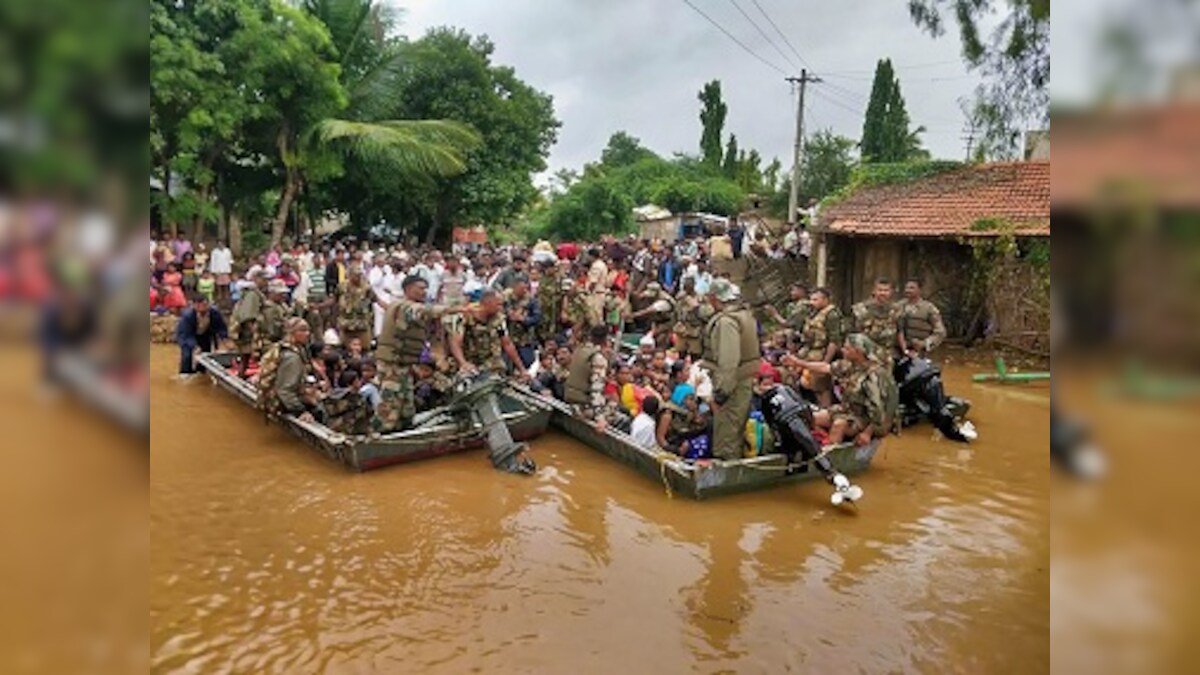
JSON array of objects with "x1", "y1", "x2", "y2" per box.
[
  {"x1": 323, "y1": 370, "x2": 372, "y2": 435},
  {"x1": 358, "y1": 360, "x2": 381, "y2": 411},
  {"x1": 413, "y1": 356, "x2": 453, "y2": 412}
]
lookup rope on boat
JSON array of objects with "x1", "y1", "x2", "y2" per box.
[{"x1": 655, "y1": 451, "x2": 675, "y2": 499}]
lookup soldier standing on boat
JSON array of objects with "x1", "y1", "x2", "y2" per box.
[
  {"x1": 851, "y1": 278, "x2": 902, "y2": 365},
  {"x1": 674, "y1": 276, "x2": 708, "y2": 359},
  {"x1": 448, "y1": 288, "x2": 528, "y2": 379},
  {"x1": 786, "y1": 333, "x2": 898, "y2": 447},
  {"x1": 374, "y1": 275, "x2": 466, "y2": 433},
  {"x1": 700, "y1": 278, "x2": 761, "y2": 461},
  {"x1": 258, "y1": 279, "x2": 290, "y2": 355},
  {"x1": 503, "y1": 277, "x2": 542, "y2": 369},
  {"x1": 536, "y1": 260, "x2": 563, "y2": 343},
  {"x1": 798, "y1": 287, "x2": 844, "y2": 408},
  {"x1": 897, "y1": 278, "x2": 947, "y2": 358},
  {"x1": 338, "y1": 267, "x2": 374, "y2": 347},
  {"x1": 765, "y1": 281, "x2": 811, "y2": 347},
  {"x1": 230, "y1": 271, "x2": 267, "y2": 378},
  {"x1": 564, "y1": 325, "x2": 614, "y2": 429}
]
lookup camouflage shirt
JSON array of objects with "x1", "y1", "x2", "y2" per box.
[
  {"x1": 323, "y1": 386, "x2": 371, "y2": 435},
  {"x1": 448, "y1": 308, "x2": 509, "y2": 375},
  {"x1": 338, "y1": 282, "x2": 373, "y2": 331},
  {"x1": 503, "y1": 290, "x2": 541, "y2": 348},
  {"x1": 851, "y1": 300, "x2": 901, "y2": 359},
  {"x1": 801, "y1": 305, "x2": 844, "y2": 359},
  {"x1": 832, "y1": 358, "x2": 898, "y2": 435}
]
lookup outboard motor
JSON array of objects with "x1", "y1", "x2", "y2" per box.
[
  {"x1": 445, "y1": 374, "x2": 536, "y2": 475},
  {"x1": 760, "y1": 384, "x2": 864, "y2": 506},
  {"x1": 894, "y1": 356, "x2": 977, "y2": 443}
]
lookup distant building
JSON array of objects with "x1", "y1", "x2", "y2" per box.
[{"x1": 817, "y1": 161, "x2": 1050, "y2": 344}]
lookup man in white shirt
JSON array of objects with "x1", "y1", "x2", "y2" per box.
[
  {"x1": 209, "y1": 240, "x2": 234, "y2": 307},
  {"x1": 798, "y1": 223, "x2": 812, "y2": 261},
  {"x1": 630, "y1": 396, "x2": 660, "y2": 449}
]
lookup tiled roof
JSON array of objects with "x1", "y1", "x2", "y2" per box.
[
  {"x1": 818, "y1": 162, "x2": 1050, "y2": 237},
  {"x1": 1052, "y1": 104, "x2": 1200, "y2": 208}
]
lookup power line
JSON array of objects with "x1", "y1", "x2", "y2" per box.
[
  {"x1": 749, "y1": 0, "x2": 812, "y2": 70},
  {"x1": 680, "y1": 0, "x2": 789, "y2": 76},
  {"x1": 726, "y1": 0, "x2": 801, "y2": 73},
  {"x1": 810, "y1": 88, "x2": 865, "y2": 118}
]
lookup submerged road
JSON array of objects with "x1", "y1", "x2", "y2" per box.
[{"x1": 150, "y1": 346, "x2": 1048, "y2": 673}]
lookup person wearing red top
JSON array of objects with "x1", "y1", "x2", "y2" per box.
[
  {"x1": 556, "y1": 241, "x2": 579, "y2": 261},
  {"x1": 161, "y1": 263, "x2": 188, "y2": 314}
]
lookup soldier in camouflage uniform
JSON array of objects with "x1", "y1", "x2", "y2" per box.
[
  {"x1": 673, "y1": 276, "x2": 706, "y2": 358},
  {"x1": 230, "y1": 271, "x2": 268, "y2": 377},
  {"x1": 374, "y1": 275, "x2": 466, "y2": 433},
  {"x1": 323, "y1": 370, "x2": 372, "y2": 435},
  {"x1": 448, "y1": 289, "x2": 528, "y2": 378},
  {"x1": 564, "y1": 325, "x2": 615, "y2": 428},
  {"x1": 631, "y1": 281, "x2": 677, "y2": 349},
  {"x1": 850, "y1": 278, "x2": 902, "y2": 366},
  {"x1": 503, "y1": 277, "x2": 542, "y2": 369},
  {"x1": 798, "y1": 287, "x2": 845, "y2": 408},
  {"x1": 562, "y1": 279, "x2": 598, "y2": 343},
  {"x1": 536, "y1": 260, "x2": 564, "y2": 343},
  {"x1": 259, "y1": 318, "x2": 318, "y2": 422},
  {"x1": 898, "y1": 278, "x2": 947, "y2": 357},
  {"x1": 789, "y1": 333, "x2": 898, "y2": 447},
  {"x1": 337, "y1": 267, "x2": 374, "y2": 347},
  {"x1": 256, "y1": 279, "x2": 290, "y2": 359},
  {"x1": 766, "y1": 281, "x2": 812, "y2": 348}
]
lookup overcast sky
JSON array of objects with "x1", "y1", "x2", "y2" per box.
[{"x1": 399, "y1": 0, "x2": 994, "y2": 181}]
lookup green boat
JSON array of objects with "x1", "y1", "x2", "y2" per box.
[
  {"x1": 507, "y1": 384, "x2": 881, "y2": 500},
  {"x1": 197, "y1": 352, "x2": 554, "y2": 472}
]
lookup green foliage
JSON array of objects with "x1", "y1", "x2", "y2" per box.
[
  {"x1": 799, "y1": 130, "x2": 857, "y2": 203},
  {"x1": 859, "y1": 58, "x2": 927, "y2": 163},
  {"x1": 698, "y1": 80, "x2": 728, "y2": 169},
  {"x1": 600, "y1": 131, "x2": 658, "y2": 168},
  {"x1": 542, "y1": 172, "x2": 635, "y2": 242},
  {"x1": 908, "y1": 0, "x2": 1048, "y2": 159},
  {"x1": 736, "y1": 149, "x2": 763, "y2": 193},
  {"x1": 722, "y1": 135, "x2": 739, "y2": 179}
]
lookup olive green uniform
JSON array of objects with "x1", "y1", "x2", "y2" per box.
[
  {"x1": 563, "y1": 343, "x2": 608, "y2": 422},
  {"x1": 645, "y1": 291, "x2": 676, "y2": 349},
  {"x1": 674, "y1": 292, "x2": 708, "y2": 357},
  {"x1": 230, "y1": 287, "x2": 265, "y2": 356},
  {"x1": 448, "y1": 308, "x2": 510, "y2": 377},
  {"x1": 800, "y1": 305, "x2": 844, "y2": 393},
  {"x1": 701, "y1": 305, "x2": 761, "y2": 460},
  {"x1": 323, "y1": 387, "x2": 371, "y2": 435},
  {"x1": 537, "y1": 268, "x2": 563, "y2": 342},
  {"x1": 899, "y1": 299, "x2": 947, "y2": 354},
  {"x1": 831, "y1": 358, "x2": 899, "y2": 438},
  {"x1": 851, "y1": 300, "x2": 902, "y2": 364}
]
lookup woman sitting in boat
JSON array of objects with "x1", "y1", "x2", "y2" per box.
[{"x1": 655, "y1": 391, "x2": 712, "y2": 459}]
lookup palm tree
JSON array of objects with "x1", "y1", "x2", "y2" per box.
[{"x1": 271, "y1": 0, "x2": 481, "y2": 248}]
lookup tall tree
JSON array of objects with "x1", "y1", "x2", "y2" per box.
[
  {"x1": 736, "y1": 149, "x2": 763, "y2": 193},
  {"x1": 859, "y1": 58, "x2": 926, "y2": 162},
  {"x1": 600, "y1": 131, "x2": 658, "y2": 168},
  {"x1": 698, "y1": 80, "x2": 727, "y2": 169},
  {"x1": 763, "y1": 157, "x2": 783, "y2": 192},
  {"x1": 908, "y1": 0, "x2": 1048, "y2": 159},
  {"x1": 721, "y1": 134, "x2": 739, "y2": 179}
]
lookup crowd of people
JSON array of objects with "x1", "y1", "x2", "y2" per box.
[{"x1": 152, "y1": 218, "x2": 949, "y2": 460}]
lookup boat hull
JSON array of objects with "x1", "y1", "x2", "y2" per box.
[
  {"x1": 510, "y1": 384, "x2": 879, "y2": 500},
  {"x1": 197, "y1": 352, "x2": 553, "y2": 472}
]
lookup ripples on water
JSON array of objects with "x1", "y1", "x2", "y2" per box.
[{"x1": 150, "y1": 350, "x2": 1048, "y2": 673}]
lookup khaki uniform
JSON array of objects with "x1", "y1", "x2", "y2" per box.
[
  {"x1": 256, "y1": 299, "x2": 287, "y2": 357},
  {"x1": 375, "y1": 298, "x2": 451, "y2": 433},
  {"x1": 337, "y1": 282, "x2": 374, "y2": 345},
  {"x1": 899, "y1": 299, "x2": 947, "y2": 354},
  {"x1": 800, "y1": 305, "x2": 844, "y2": 393},
  {"x1": 537, "y1": 269, "x2": 563, "y2": 342},
  {"x1": 323, "y1": 387, "x2": 371, "y2": 435},
  {"x1": 565, "y1": 292, "x2": 599, "y2": 337},
  {"x1": 646, "y1": 291, "x2": 677, "y2": 349},
  {"x1": 674, "y1": 292, "x2": 707, "y2": 357},
  {"x1": 701, "y1": 305, "x2": 760, "y2": 460}
]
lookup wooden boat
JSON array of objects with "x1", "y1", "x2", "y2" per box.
[
  {"x1": 510, "y1": 384, "x2": 881, "y2": 500},
  {"x1": 197, "y1": 352, "x2": 553, "y2": 472}
]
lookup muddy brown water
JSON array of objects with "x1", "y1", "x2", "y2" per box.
[{"x1": 150, "y1": 346, "x2": 1048, "y2": 673}]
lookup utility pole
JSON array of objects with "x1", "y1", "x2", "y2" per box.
[
  {"x1": 785, "y1": 70, "x2": 820, "y2": 225},
  {"x1": 786, "y1": 70, "x2": 823, "y2": 285}
]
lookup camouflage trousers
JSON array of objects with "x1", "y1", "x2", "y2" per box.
[
  {"x1": 233, "y1": 320, "x2": 258, "y2": 355},
  {"x1": 373, "y1": 361, "x2": 415, "y2": 433}
]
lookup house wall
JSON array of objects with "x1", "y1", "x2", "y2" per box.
[
  {"x1": 827, "y1": 236, "x2": 979, "y2": 339},
  {"x1": 639, "y1": 218, "x2": 679, "y2": 242}
]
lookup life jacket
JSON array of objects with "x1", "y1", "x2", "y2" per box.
[
  {"x1": 701, "y1": 306, "x2": 761, "y2": 378},
  {"x1": 802, "y1": 304, "x2": 838, "y2": 353},
  {"x1": 564, "y1": 343, "x2": 601, "y2": 405},
  {"x1": 375, "y1": 300, "x2": 428, "y2": 366},
  {"x1": 901, "y1": 300, "x2": 937, "y2": 342}
]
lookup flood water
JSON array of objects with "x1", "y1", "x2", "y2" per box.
[{"x1": 150, "y1": 346, "x2": 1049, "y2": 673}]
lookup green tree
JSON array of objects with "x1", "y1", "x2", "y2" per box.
[
  {"x1": 698, "y1": 80, "x2": 727, "y2": 169},
  {"x1": 600, "y1": 131, "x2": 657, "y2": 168},
  {"x1": 799, "y1": 130, "x2": 857, "y2": 201},
  {"x1": 736, "y1": 149, "x2": 762, "y2": 193},
  {"x1": 721, "y1": 134, "x2": 739, "y2": 179},
  {"x1": 908, "y1": 0, "x2": 1048, "y2": 158},
  {"x1": 388, "y1": 28, "x2": 560, "y2": 243},
  {"x1": 545, "y1": 171, "x2": 634, "y2": 241},
  {"x1": 859, "y1": 58, "x2": 926, "y2": 163},
  {"x1": 762, "y1": 157, "x2": 783, "y2": 192}
]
